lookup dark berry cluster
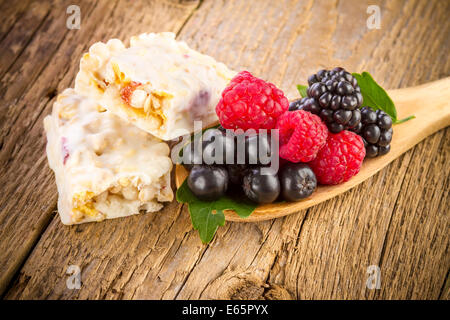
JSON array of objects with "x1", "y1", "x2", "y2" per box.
[
  {"x1": 351, "y1": 106, "x2": 393, "y2": 158},
  {"x1": 290, "y1": 67, "x2": 363, "y2": 133},
  {"x1": 182, "y1": 127, "x2": 317, "y2": 203}
]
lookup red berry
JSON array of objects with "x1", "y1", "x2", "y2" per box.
[
  {"x1": 277, "y1": 110, "x2": 328, "y2": 163},
  {"x1": 216, "y1": 71, "x2": 289, "y2": 130},
  {"x1": 309, "y1": 130, "x2": 365, "y2": 185}
]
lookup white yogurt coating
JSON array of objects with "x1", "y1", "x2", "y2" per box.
[
  {"x1": 44, "y1": 88, "x2": 173, "y2": 225},
  {"x1": 75, "y1": 32, "x2": 236, "y2": 140}
]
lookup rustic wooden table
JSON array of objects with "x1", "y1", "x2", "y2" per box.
[{"x1": 0, "y1": 0, "x2": 448, "y2": 300}]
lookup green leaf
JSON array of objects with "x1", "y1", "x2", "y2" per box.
[
  {"x1": 352, "y1": 72, "x2": 397, "y2": 120},
  {"x1": 176, "y1": 180, "x2": 257, "y2": 243},
  {"x1": 189, "y1": 202, "x2": 225, "y2": 244},
  {"x1": 296, "y1": 84, "x2": 308, "y2": 98},
  {"x1": 176, "y1": 178, "x2": 195, "y2": 203},
  {"x1": 352, "y1": 71, "x2": 414, "y2": 124}
]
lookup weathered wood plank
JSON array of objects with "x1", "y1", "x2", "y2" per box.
[
  {"x1": 372, "y1": 128, "x2": 449, "y2": 299},
  {"x1": 3, "y1": 0, "x2": 449, "y2": 299},
  {"x1": 264, "y1": 0, "x2": 450, "y2": 299},
  {"x1": 0, "y1": 0, "x2": 32, "y2": 42},
  {"x1": 0, "y1": 0, "x2": 200, "y2": 296},
  {"x1": 162, "y1": 0, "x2": 450, "y2": 300},
  {"x1": 0, "y1": 0, "x2": 108, "y2": 296},
  {"x1": 0, "y1": 1, "x2": 52, "y2": 78},
  {"x1": 440, "y1": 272, "x2": 450, "y2": 300},
  {"x1": 268, "y1": 153, "x2": 415, "y2": 299}
]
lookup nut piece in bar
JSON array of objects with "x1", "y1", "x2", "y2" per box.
[{"x1": 75, "y1": 32, "x2": 236, "y2": 140}]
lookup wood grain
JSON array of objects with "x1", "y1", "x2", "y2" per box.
[
  {"x1": 0, "y1": 0, "x2": 101, "y2": 296},
  {"x1": 0, "y1": 0, "x2": 32, "y2": 42},
  {"x1": 0, "y1": 0, "x2": 200, "y2": 297},
  {"x1": 0, "y1": 1, "x2": 51, "y2": 78},
  {"x1": 1, "y1": 0, "x2": 449, "y2": 300},
  {"x1": 373, "y1": 128, "x2": 449, "y2": 299}
]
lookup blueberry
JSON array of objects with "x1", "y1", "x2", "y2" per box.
[
  {"x1": 226, "y1": 164, "x2": 249, "y2": 185},
  {"x1": 242, "y1": 167, "x2": 280, "y2": 204},
  {"x1": 280, "y1": 163, "x2": 317, "y2": 201},
  {"x1": 187, "y1": 165, "x2": 228, "y2": 201}
]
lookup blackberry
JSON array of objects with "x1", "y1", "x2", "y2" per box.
[
  {"x1": 289, "y1": 98, "x2": 307, "y2": 111},
  {"x1": 351, "y1": 106, "x2": 393, "y2": 158},
  {"x1": 298, "y1": 67, "x2": 363, "y2": 133}
]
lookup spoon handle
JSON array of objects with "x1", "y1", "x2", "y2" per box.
[{"x1": 387, "y1": 77, "x2": 450, "y2": 158}]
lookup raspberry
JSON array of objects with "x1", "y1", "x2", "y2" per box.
[
  {"x1": 310, "y1": 130, "x2": 365, "y2": 185},
  {"x1": 277, "y1": 110, "x2": 328, "y2": 163},
  {"x1": 216, "y1": 71, "x2": 289, "y2": 130}
]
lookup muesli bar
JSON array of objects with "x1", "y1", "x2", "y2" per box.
[
  {"x1": 75, "y1": 32, "x2": 236, "y2": 140},
  {"x1": 44, "y1": 89, "x2": 173, "y2": 225}
]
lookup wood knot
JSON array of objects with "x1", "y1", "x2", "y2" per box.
[
  {"x1": 46, "y1": 87, "x2": 58, "y2": 99},
  {"x1": 201, "y1": 269, "x2": 293, "y2": 300}
]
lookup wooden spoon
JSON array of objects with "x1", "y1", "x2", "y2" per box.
[{"x1": 176, "y1": 77, "x2": 450, "y2": 222}]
